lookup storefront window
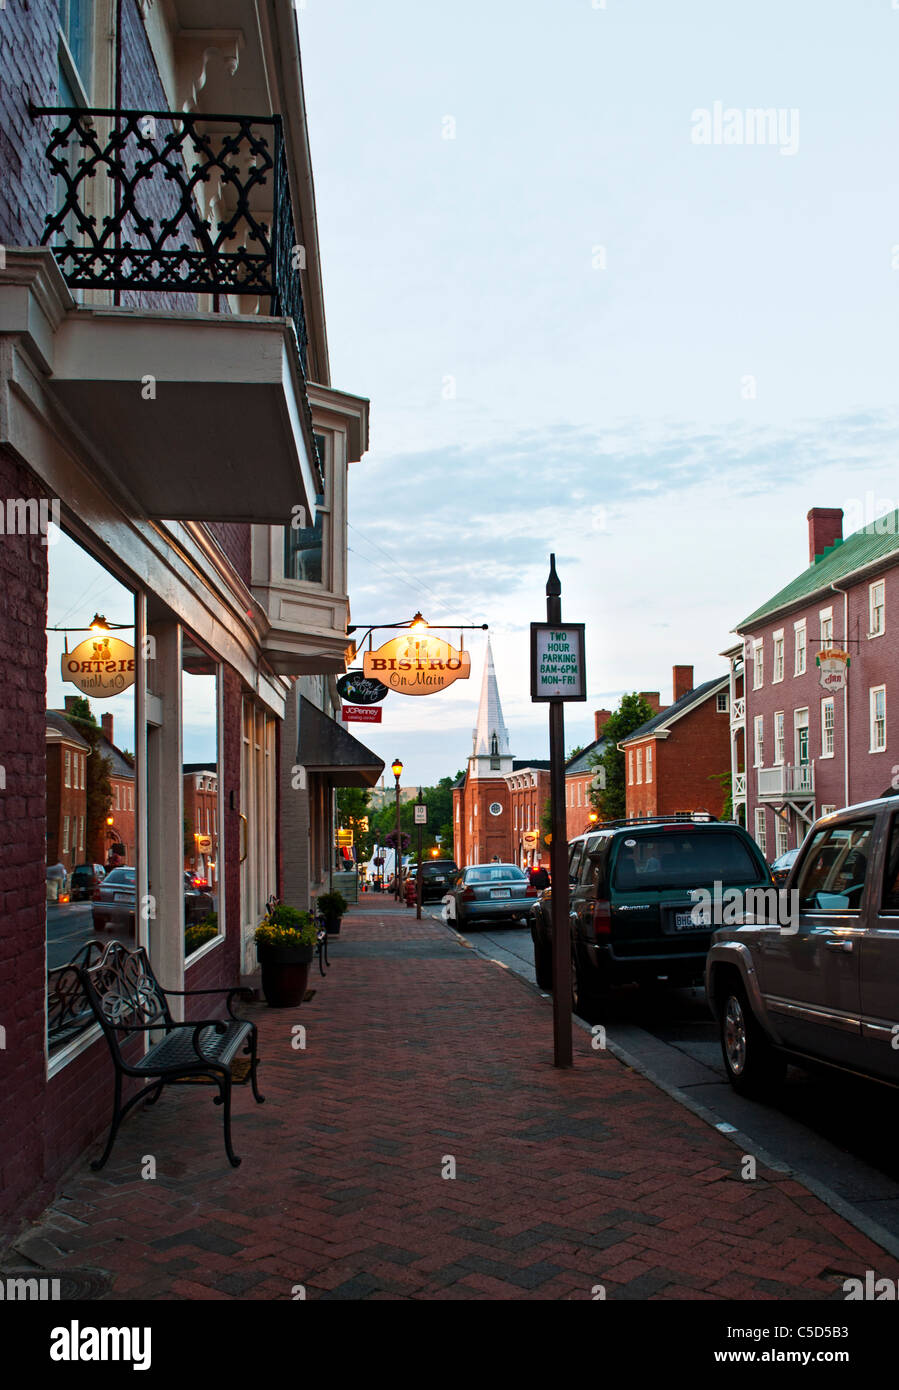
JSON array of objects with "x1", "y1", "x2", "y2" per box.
[
  {"x1": 182, "y1": 637, "x2": 222, "y2": 959},
  {"x1": 46, "y1": 528, "x2": 136, "y2": 1057}
]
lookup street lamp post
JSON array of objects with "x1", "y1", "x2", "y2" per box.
[{"x1": 391, "y1": 758, "x2": 403, "y2": 900}]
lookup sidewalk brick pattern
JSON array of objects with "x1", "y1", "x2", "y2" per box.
[{"x1": 7, "y1": 905, "x2": 899, "y2": 1300}]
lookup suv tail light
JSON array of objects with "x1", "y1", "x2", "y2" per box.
[
  {"x1": 525, "y1": 885, "x2": 538, "y2": 897},
  {"x1": 462, "y1": 886, "x2": 476, "y2": 901},
  {"x1": 592, "y1": 899, "x2": 612, "y2": 937}
]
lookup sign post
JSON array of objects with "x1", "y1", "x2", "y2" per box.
[
  {"x1": 531, "y1": 556, "x2": 587, "y2": 1069},
  {"x1": 414, "y1": 794, "x2": 427, "y2": 920}
]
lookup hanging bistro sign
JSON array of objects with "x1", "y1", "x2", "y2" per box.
[
  {"x1": 363, "y1": 635, "x2": 471, "y2": 696},
  {"x1": 816, "y1": 647, "x2": 850, "y2": 692},
  {"x1": 61, "y1": 636, "x2": 136, "y2": 697}
]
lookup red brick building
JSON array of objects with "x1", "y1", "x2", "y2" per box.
[
  {"x1": 506, "y1": 764, "x2": 551, "y2": 869},
  {"x1": 730, "y1": 506, "x2": 899, "y2": 860},
  {"x1": 45, "y1": 713, "x2": 88, "y2": 877},
  {"x1": 98, "y1": 713, "x2": 136, "y2": 867},
  {"x1": 619, "y1": 667, "x2": 731, "y2": 820}
]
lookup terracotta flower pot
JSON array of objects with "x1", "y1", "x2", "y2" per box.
[{"x1": 256, "y1": 941, "x2": 314, "y2": 1007}]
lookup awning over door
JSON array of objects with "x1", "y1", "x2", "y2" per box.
[{"x1": 297, "y1": 696, "x2": 383, "y2": 788}]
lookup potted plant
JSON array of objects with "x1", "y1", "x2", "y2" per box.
[
  {"x1": 254, "y1": 905, "x2": 317, "y2": 1007},
  {"x1": 316, "y1": 890, "x2": 348, "y2": 936}
]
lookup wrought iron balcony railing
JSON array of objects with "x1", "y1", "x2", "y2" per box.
[{"x1": 30, "y1": 106, "x2": 311, "y2": 379}]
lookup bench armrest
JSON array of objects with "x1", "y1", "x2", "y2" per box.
[{"x1": 160, "y1": 985, "x2": 253, "y2": 1020}]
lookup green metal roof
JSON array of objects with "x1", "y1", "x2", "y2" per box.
[{"x1": 738, "y1": 512, "x2": 899, "y2": 630}]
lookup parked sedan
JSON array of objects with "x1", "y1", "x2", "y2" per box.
[
  {"x1": 92, "y1": 867, "x2": 214, "y2": 933},
  {"x1": 444, "y1": 864, "x2": 536, "y2": 930},
  {"x1": 769, "y1": 847, "x2": 799, "y2": 887}
]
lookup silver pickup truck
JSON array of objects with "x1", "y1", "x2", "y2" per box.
[{"x1": 706, "y1": 795, "x2": 899, "y2": 1096}]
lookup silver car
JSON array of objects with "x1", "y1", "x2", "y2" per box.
[
  {"x1": 445, "y1": 864, "x2": 537, "y2": 930},
  {"x1": 706, "y1": 795, "x2": 899, "y2": 1095}
]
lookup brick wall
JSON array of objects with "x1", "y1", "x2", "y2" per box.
[
  {"x1": 0, "y1": 0, "x2": 57, "y2": 251},
  {"x1": 625, "y1": 698, "x2": 730, "y2": 820},
  {"x1": 0, "y1": 446, "x2": 51, "y2": 1237},
  {"x1": 206, "y1": 523, "x2": 252, "y2": 590}
]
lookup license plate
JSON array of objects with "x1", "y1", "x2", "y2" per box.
[
  {"x1": 114, "y1": 893, "x2": 131, "y2": 902},
  {"x1": 490, "y1": 888, "x2": 511, "y2": 899},
  {"x1": 673, "y1": 908, "x2": 710, "y2": 932}
]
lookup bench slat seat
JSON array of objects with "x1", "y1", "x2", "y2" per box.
[{"x1": 139, "y1": 1021, "x2": 253, "y2": 1073}]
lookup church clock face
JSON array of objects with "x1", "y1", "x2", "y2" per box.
[{"x1": 488, "y1": 802, "x2": 503, "y2": 816}]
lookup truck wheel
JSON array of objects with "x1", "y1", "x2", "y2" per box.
[
  {"x1": 533, "y1": 937, "x2": 552, "y2": 990},
  {"x1": 719, "y1": 982, "x2": 785, "y2": 1096}
]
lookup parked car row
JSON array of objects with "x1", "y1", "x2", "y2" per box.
[{"x1": 91, "y1": 867, "x2": 215, "y2": 934}]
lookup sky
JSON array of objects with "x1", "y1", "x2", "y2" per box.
[{"x1": 296, "y1": 0, "x2": 899, "y2": 788}]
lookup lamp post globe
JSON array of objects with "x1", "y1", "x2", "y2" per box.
[{"x1": 392, "y1": 759, "x2": 403, "y2": 899}]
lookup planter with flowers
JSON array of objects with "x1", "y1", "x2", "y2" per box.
[
  {"x1": 254, "y1": 905, "x2": 317, "y2": 1007},
  {"x1": 316, "y1": 890, "x2": 348, "y2": 936}
]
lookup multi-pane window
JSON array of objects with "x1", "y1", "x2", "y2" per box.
[
  {"x1": 78, "y1": 816, "x2": 84, "y2": 852},
  {"x1": 752, "y1": 640, "x2": 764, "y2": 689},
  {"x1": 753, "y1": 715, "x2": 764, "y2": 766},
  {"x1": 821, "y1": 698, "x2": 835, "y2": 757},
  {"x1": 794, "y1": 619, "x2": 806, "y2": 675},
  {"x1": 795, "y1": 709, "x2": 810, "y2": 764},
  {"x1": 646, "y1": 745, "x2": 653, "y2": 783},
  {"x1": 870, "y1": 580, "x2": 885, "y2": 637},
  {"x1": 871, "y1": 686, "x2": 887, "y2": 752},
  {"x1": 754, "y1": 807, "x2": 766, "y2": 855},
  {"x1": 820, "y1": 804, "x2": 837, "y2": 817},
  {"x1": 63, "y1": 815, "x2": 70, "y2": 854},
  {"x1": 716, "y1": 691, "x2": 728, "y2": 712},
  {"x1": 772, "y1": 631, "x2": 785, "y2": 682},
  {"x1": 628, "y1": 751, "x2": 634, "y2": 785},
  {"x1": 774, "y1": 712, "x2": 785, "y2": 765},
  {"x1": 58, "y1": 0, "x2": 94, "y2": 92},
  {"x1": 64, "y1": 749, "x2": 71, "y2": 788},
  {"x1": 820, "y1": 607, "x2": 833, "y2": 647},
  {"x1": 636, "y1": 748, "x2": 643, "y2": 783},
  {"x1": 775, "y1": 817, "x2": 789, "y2": 857}
]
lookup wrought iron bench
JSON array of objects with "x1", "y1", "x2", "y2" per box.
[
  {"x1": 76, "y1": 940, "x2": 264, "y2": 1170},
  {"x1": 48, "y1": 939, "x2": 106, "y2": 1051}
]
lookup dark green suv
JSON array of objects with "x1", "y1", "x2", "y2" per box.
[{"x1": 529, "y1": 817, "x2": 772, "y2": 1020}]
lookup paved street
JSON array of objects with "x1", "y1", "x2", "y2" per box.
[
  {"x1": 438, "y1": 915, "x2": 899, "y2": 1245},
  {"x1": 7, "y1": 901, "x2": 899, "y2": 1301}
]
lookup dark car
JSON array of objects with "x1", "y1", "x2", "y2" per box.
[
  {"x1": 69, "y1": 862, "x2": 106, "y2": 901},
  {"x1": 530, "y1": 816, "x2": 773, "y2": 1019},
  {"x1": 445, "y1": 863, "x2": 537, "y2": 929},
  {"x1": 417, "y1": 858, "x2": 459, "y2": 903},
  {"x1": 769, "y1": 847, "x2": 799, "y2": 887},
  {"x1": 92, "y1": 867, "x2": 214, "y2": 933}
]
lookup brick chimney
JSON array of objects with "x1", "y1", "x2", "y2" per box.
[
  {"x1": 808, "y1": 508, "x2": 843, "y2": 564},
  {"x1": 101, "y1": 713, "x2": 114, "y2": 745},
  {"x1": 64, "y1": 696, "x2": 78, "y2": 713},
  {"x1": 672, "y1": 665, "x2": 693, "y2": 703},
  {"x1": 594, "y1": 708, "x2": 612, "y2": 740},
  {"x1": 639, "y1": 691, "x2": 662, "y2": 714}
]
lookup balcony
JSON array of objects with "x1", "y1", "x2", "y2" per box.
[
  {"x1": 733, "y1": 772, "x2": 746, "y2": 798},
  {"x1": 757, "y1": 763, "x2": 814, "y2": 800},
  {"x1": 25, "y1": 105, "x2": 321, "y2": 524},
  {"x1": 730, "y1": 696, "x2": 745, "y2": 727}
]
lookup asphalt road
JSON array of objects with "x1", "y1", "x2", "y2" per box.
[
  {"x1": 428, "y1": 911, "x2": 899, "y2": 1246},
  {"x1": 46, "y1": 901, "x2": 99, "y2": 970}
]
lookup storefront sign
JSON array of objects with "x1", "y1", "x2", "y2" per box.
[
  {"x1": 816, "y1": 647, "x2": 850, "y2": 691},
  {"x1": 530, "y1": 624, "x2": 586, "y2": 701},
  {"x1": 337, "y1": 828, "x2": 353, "y2": 847},
  {"x1": 196, "y1": 834, "x2": 212, "y2": 853},
  {"x1": 522, "y1": 830, "x2": 539, "y2": 848},
  {"x1": 336, "y1": 671, "x2": 389, "y2": 705},
  {"x1": 341, "y1": 704, "x2": 382, "y2": 723},
  {"x1": 61, "y1": 636, "x2": 136, "y2": 697},
  {"x1": 363, "y1": 635, "x2": 471, "y2": 696}
]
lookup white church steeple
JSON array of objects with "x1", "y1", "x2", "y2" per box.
[{"x1": 469, "y1": 638, "x2": 513, "y2": 778}]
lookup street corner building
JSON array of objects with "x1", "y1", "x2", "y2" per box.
[
  {"x1": 728, "y1": 506, "x2": 899, "y2": 861},
  {"x1": 0, "y1": 0, "x2": 382, "y2": 1235}
]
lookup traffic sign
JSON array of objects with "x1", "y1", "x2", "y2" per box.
[{"x1": 414, "y1": 803, "x2": 428, "y2": 825}]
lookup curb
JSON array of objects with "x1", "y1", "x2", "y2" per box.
[{"x1": 433, "y1": 910, "x2": 899, "y2": 1266}]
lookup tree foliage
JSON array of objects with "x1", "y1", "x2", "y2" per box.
[
  {"x1": 64, "y1": 698, "x2": 113, "y2": 862},
  {"x1": 588, "y1": 693, "x2": 657, "y2": 821}
]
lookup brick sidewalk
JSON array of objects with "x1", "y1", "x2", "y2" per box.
[{"x1": 7, "y1": 903, "x2": 898, "y2": 1300}]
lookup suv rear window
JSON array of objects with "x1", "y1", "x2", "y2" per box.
[{"x1": 611, "y1": 830, "x2": 764, "y2": 891}]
